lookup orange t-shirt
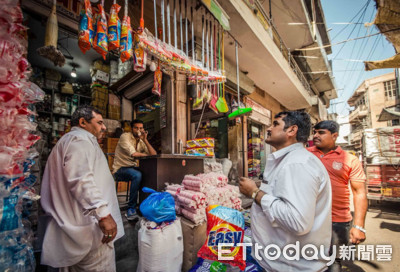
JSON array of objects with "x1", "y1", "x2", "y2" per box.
[{"x1": 307, "y1": 146, "x2": 366, "y2": 222}]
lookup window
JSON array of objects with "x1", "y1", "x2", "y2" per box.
[
  {"x1": 384, "y1": 80, "x2": 398, "y2": 100},
  {"x1": 355, "y1": 96, "x2": 366, "y2": 108}
]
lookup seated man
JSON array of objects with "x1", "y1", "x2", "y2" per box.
[{"x1": 113, "y1": 119, "x2": 157, "y2": 220}]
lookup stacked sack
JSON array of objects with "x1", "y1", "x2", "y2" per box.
[
  {"x1": 166, "y1": 173, "x2": 242, "y2": 224},
  {"x1": 0, "y1": 1, "x2": 44, "y2": 270}
]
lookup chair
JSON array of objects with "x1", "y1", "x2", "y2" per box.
[
  {"x1": 114, "y1": 178, "x2": 131, "y2": 202},
  {"x1": 107, "y1": 153, "x2": 131, "y2": 202}
]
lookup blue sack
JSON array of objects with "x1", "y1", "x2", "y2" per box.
[{"x1": 139, "y1": 187, "x2": 176, "y2": 223}]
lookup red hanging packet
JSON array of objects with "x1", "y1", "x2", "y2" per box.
[{"x1": 78, "y1": 0, "x2": 93, "y2": 54}]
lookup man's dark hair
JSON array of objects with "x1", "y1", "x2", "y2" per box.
[
  {"x1": 131, "y1": 119, "x2": 144, "y2": 127},
  {"x1": 314, "y1": 120, "x2": 339, "y2": 134},
  {"x1": 274, "y1": 111, "x2": 311, "y2": 143},
  {"x1": 71, "y1": 105, "x2": 102, "y2": 127}
]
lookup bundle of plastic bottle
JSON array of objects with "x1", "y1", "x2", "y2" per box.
[{"x1": 0, "y1": 1, "x2": 44, "y2": 270}]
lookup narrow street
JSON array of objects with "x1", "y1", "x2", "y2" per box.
[{"x1": 343, "y1": 201, "x2": 400, "y2": 272}]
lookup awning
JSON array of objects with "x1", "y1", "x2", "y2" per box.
[
  {"x1": 378, "y1": 107, "x2": 400, "y2": 122},
  {"x1": 365, "y1": 53, "x2": 400, "y2": 71},
  {"x1": 364, "y1": 0, "x2": 400, "y2": 71}
]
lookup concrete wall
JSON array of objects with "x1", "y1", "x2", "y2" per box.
[{"x1": 247, "y1": 86, "x2": 285, "y2": 119}]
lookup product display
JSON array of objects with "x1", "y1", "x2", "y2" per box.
[
  {"x1": 198, "y1": 205, "x2": 246, "y2": 271},
  {"x1": 166, "y1": 172, "x2": 242, "y2": 225},
  {"x1": 0, "y1": 2, "x2": 44, "y2": 270}
]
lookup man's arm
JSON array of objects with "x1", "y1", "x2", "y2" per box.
[
  {"x1": 139, "y1": 131, "x2": 157, "y2": 156},
  {"x1": 350, "y1": 181, "x2": 367, "y2": 244},
  {"x1": 349, "y1": 157, "x2": 367, "y2": 244},
  {"x1": 240, "y1": 163, "x2": 321, "y2": 235}
]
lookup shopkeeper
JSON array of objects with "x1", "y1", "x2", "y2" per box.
[{"x1": 112, "y1": 120, "x2": 157, "y2": 220}]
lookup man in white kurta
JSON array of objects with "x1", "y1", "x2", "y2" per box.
[
  {"x1": 240, "y1": 111, "x2": 332, "y2": 272},
  {"x1": 40, "y1": 106, "x2": 124, "y2": 271}
]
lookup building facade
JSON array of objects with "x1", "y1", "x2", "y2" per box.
[{"x1": 347, "y1": 71, "x2": 399, "y2": 150}]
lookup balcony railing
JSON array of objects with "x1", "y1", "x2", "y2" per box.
[
  {"x1": 242, "y1": 0, "x2": 314, "y2": 97},
  {"x1": 349, "y1": 105, "x2": 368, "y2": 123}
]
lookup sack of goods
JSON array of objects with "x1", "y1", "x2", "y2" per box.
[{"x1": 137, "y1": 217, "x2": 183, "y2": 272}]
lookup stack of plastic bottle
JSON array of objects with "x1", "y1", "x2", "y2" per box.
[{"x1": 0, "y1": 1, "x2": 44, "y2": 270}]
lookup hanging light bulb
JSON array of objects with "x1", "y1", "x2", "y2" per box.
[
  {"x1": 71, "y1": 67, "x2": 77, "y2": 78},
  {"x1": 149, "y1": 60, "x2": 157, "y2": 72}
]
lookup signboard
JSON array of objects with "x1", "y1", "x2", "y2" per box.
[
  {"x1": 245, "y1": 98, "x2": 271, "y2": 126},
  {"x1": 201, "y1": 0, "x2": 230, "y2": 30}
]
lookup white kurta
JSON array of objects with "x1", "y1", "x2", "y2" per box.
[{"x1": 40, "y1": 127, "x2": 124, "y2": 268}]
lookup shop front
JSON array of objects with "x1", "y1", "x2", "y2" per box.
[{"x1": 0, "y1": 0, "x2": 262, "y2": 271}]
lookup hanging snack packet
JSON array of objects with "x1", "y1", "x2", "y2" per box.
[
  {"x1": 198, "y1": 205, "x2": 246, "y2": 271},
  {"x1": 108, "y1": 1, "x2": 121, "y2": 51},
  {"x1": 133, "y1": 33, "x2": 147, "y2": 72},
  {"x1": 152, "y1": 64, "x2": 162, "y2": 96},
  {"x1": 120, "y1": 0, "x2": 132, "y2": 63},
  {"x1": 78, "y1": 0, "x2": 93, "y2": 54},
  {"x1": 93, "y1": 2, "x2": 108, "y2": 60}
]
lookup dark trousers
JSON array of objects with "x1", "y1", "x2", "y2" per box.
[
  {"x1": 328, "y1": 221, "x2": 351, "y2": 272},
  {"x1": 114, "y1": 167, "x2": 142, "y2": 210}
]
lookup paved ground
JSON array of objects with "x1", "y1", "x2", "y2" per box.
[{"x1": 342, "y1": 201, "x2": 400, "y2": 272}]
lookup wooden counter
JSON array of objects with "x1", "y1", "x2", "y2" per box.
[{"x1": 138, "y1": 154, "x2": 205, "y2": 204}]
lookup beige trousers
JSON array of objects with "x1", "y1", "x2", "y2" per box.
[{"x1": 60, "y1": 243, "x2": 116, "y2": 272}]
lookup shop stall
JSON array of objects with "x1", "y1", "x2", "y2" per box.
[{"x1": 1, "y1": 0, "x2": 263, "y2": 271}]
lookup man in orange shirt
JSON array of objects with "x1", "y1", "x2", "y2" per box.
[{"x1": 308, "y1": 120, "x2": 367, "y2": 272}]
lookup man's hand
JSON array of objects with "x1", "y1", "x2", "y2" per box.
[
  {"x1": 99, "y1": 214, "x2": 117, "y2": 244},
  {"x1": 350, "y1": 227, "x2": 366, "y2": 245},
  {"x1": 140, "y1": 130, "x2": 148, "y2": 141},
  {"x1": 239, "y1": 177, "x2": 259, "y2": 198}
]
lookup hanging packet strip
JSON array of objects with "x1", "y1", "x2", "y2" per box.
[
  {"x1": 93, "y1": 3, "x2": 108, "y2": 60},
  {"x1": 120, "y1": 0, "x2": 132, "y2": 63},
  {"x1": 133, "y1": 33, "x2": 147, "y2": 72},
  {"x1": 198, "y1": 205, "x2": 246, "y2": 271},
  {"x1": 78, "y1": 0, "x2": 93, "y2": 54},
  {"x1": 108, "y1": 2, "x2": 121, "y2": 51},
  {"x1": 152, "y1": 65, "x2": 162, "y2": 96}
]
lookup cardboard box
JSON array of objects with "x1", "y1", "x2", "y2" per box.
[
  {"x1": 108, "y1": 104, "x2": 121, "y2": 120},
  {"x1": 180, "y1": 217, "x2": 207, "y2": 272},
  {"x1": 103, "y1": 137, "x2": 120, "y2": 153},
  {"x1": 107, "y1": 154, "x2": 114, "y2": 170}
]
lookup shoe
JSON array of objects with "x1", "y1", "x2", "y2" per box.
[{"x1": 125, "y1": 208, "x2": 139, "y2": 221}]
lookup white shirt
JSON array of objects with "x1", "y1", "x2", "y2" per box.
[
  {"x1": 40, "y1": 127, "x2": 124, "y2": 267},
  {"x1": 251, "y1": 143, "x2": 332, "y2": 272}
]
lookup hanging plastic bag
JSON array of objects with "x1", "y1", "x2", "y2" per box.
[
  {"x1": 120, "y1": 0, "x2": 132, "y2": 63},
  {"x1": 139, "y1": 187, "x2": 176, "y2": 223},
  {"x1": 108, "y1": 0, "x2": 121, "y2": 51},
  {"x1": 78, "y1": 0, "x2": 93, "y2": 54},
  {"x1": 93, "y1": 1, "x2": 108, "y2": 60},
  {"x1": 198, "y1": 205, "x2": 246, "y2": 271},
  {"x1": 152, "y1": 64, "x2": 162, "y2": 96}
]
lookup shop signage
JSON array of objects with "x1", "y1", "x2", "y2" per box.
[
  {"x1": 27, "y1": 0, "x2": 80, "y2": 21},
  {"x1": 245, "y1": 98, "x2": 271, "y2": 126}
]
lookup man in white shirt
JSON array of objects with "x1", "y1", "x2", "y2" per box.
[
  {"x1": 40, "y1": 105, "x2": 124, "y2": 272},
  {"x1": 239, "y1": 111, "x2": 332, "y2": 272}
]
